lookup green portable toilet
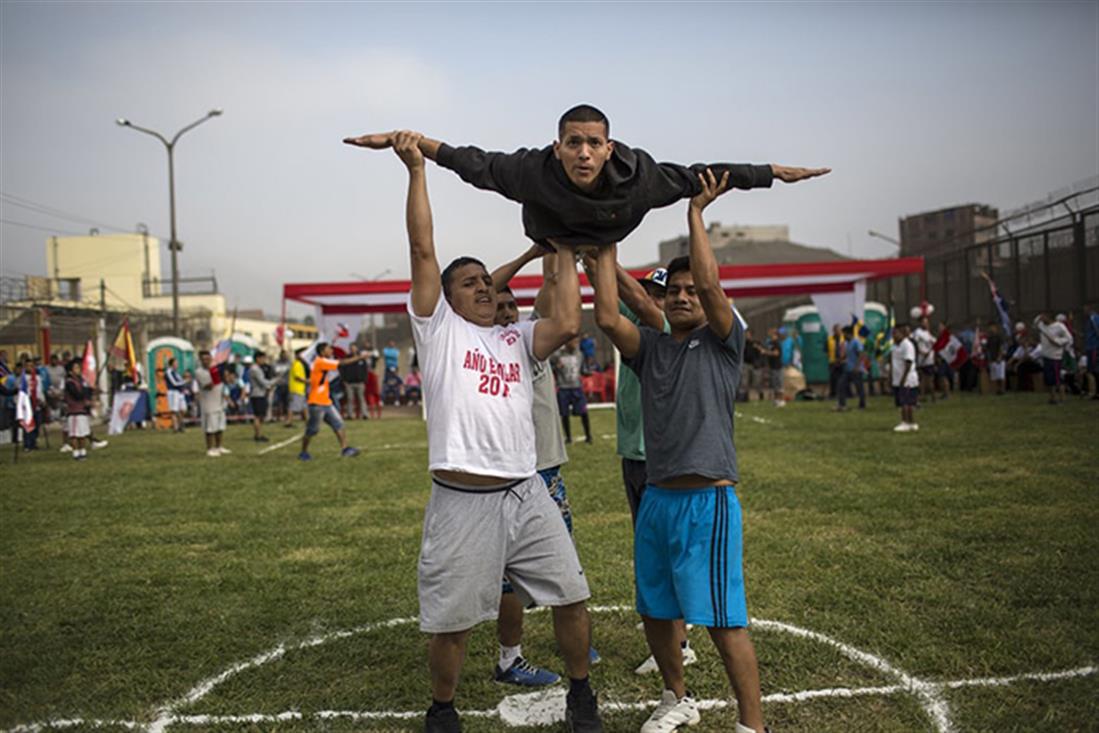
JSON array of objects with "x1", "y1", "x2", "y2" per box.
[
  {"x1": 862, "y1": 302, "x2": 890, "y2": 380},
  {"x1": 146, "y1": 336, "x2": 196, "y2": 427},
  {"x1": 782, "y1": 305, "x2": 828, "y2": 385},
  {"x1": 229, "y1": 333, "x2": 259, "y2": 361}
]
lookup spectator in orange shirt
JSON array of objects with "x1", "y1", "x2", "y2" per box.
[{"x1": 299, "y1": 342, "x2": 369, "y2": 461}]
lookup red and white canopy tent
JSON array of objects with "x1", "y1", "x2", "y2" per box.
[{"x1": 283, "y1": 257, "x2": 925, "y2": 320}]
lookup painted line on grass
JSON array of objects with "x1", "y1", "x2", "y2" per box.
[
  {"x1": 257, "y1": 433, "x2": 302, "y2": 455},
  {"x1": 10, "y1": 666, "x2": 1096, "y2": 732},
  {"x1": 11, "y1": 604, "x2": 1095, "y2": 732}
]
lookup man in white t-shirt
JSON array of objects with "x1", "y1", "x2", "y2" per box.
[
  {"x1": 194, "y1": 351, "x2": 229, "y2": 457},
  {"x1": 890, "y1": 323, "x2": 920, "y2": 432},
  {"x1": 389, "y1": 130, "x2": 602, "y2": 733},
  {"x1": 911, "y1": 316, "x2": 937, "y2": 403},
  {"x1": 1035, "y1": 312, "x2": 1073, "y2": 404}
]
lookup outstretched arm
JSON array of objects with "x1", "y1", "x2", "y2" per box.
[
  {"x1": 591, "y1": 244, "x2": 642, "y2": 359},
  {"x1": 531, "y1": 244, "x2": 582, "y2": 361},
  {"x1": 393, "y1": 131, "x2": 442, "y2": 317},
  {"x1": 345, "y1": 130, "x2": 530, "y2": 202},
  {"x1": 689, "y1": 169, "x2": 735, "y2": 340},
  {"x1": 344, "y1": 131, "x2": 443, "y2": 161}
]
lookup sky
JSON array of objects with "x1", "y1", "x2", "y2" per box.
[{"x1": 1, "y1": 1, "x2": 1096, "y2": 317}]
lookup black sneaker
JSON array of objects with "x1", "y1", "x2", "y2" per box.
[
  {"x1": 424, "y1": 704, "x2": 461, "y2": 733},
  {"x1": 565, "y1": 685, "x2": 603, "y2": 732}
]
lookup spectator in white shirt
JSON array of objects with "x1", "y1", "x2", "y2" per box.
[{"x1": 1035, "y1": 313, "x2": 1073, "y2": 404}]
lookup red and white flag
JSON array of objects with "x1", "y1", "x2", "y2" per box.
[
  {"x1": 81, "y1": 339, "x2": 97, "y2": 388},
  {"x1": 933, "y1": 328, "x2": 969, "y2": 369},
  {"x1": 330, "y1": 322, "x2": 353, "y2": 358}
]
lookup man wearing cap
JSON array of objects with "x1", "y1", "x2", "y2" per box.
[
  {"x1": 602, "y1": 261, "x2": 700, "y2": 678},
  {"x1": 591, "y1": 170, "x2": 767, "y2": 733}
]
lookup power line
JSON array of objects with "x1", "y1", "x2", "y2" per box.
[
  {"x1": 0, "y1": 218, "x2": 85, "y2": 236},
  {"x1": 0, "y1": 191, "x2": 167, "y2": 241}
]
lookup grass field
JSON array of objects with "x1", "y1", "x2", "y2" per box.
[{"x1": 2, "y1": 393, "x2": 1098, "y2": 732}]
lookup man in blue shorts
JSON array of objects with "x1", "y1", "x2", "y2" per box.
[{"x1": 591, "y1": 169, "x2": 766, "y2": 733}]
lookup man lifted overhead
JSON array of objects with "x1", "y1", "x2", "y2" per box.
[{"x1": 345, "y1": 104, "x2": 828, "y2": 249}]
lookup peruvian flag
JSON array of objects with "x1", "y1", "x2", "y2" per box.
[
  {"x1": 81, "y1": 339, "x2": 97, "y2": 388},
  {"x1": 330, "y1": 322, "x2": 353, "y2": 358},
  {"x1": 934, "y1": 327, "x2": 969, "y2": 369}
]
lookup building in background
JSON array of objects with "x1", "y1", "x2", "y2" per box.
[
  {"x1": 899, "y1": 204, "x2": 999, "y2": 259},
  {"x1": 0, "y1": 232, "x2": 308, "y2": 356}
]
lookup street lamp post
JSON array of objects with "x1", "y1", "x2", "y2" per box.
[{"x1": 117, "y1": 109, "x2": 223, "y2": 335}]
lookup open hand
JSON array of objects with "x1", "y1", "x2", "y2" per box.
[
  {"x1": 392, "y1": 130, "x2": 424, "y2": 169},
  {"x1": 772, "y1": 164, "x2": 831, "y2": 183},
  {"x1": 342, "y1": 132, "x2": 395, "y2": 149},
  {"x1": 690, "y1": 168, "x2": 730, "y2": 211}
]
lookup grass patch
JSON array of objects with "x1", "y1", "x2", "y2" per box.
[{"x1": 1, "y1": 393, "x2": 1097, "y2": 731}]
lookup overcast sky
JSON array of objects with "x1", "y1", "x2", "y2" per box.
[{"x1": 1, "y1": 1, "x2": 1096, "y2": 317}]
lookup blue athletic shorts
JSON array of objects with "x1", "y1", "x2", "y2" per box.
[
  {"x1": 635, "y1": 485, "x2": 747, "y2": 628},
  {"x1": 502, "y1": 465, "x2": 572, "y2": 595}
]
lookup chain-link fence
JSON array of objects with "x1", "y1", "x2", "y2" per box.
[{"x1": 869, "y1": 205, "x2": 1099, "y2": 327}]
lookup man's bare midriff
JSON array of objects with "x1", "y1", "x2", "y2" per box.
[
  {"x1": 659, "y1": 473, "x2": 736, "y2": 489},
  {"x1": 433, "y1": 469, "x2": 516, "y2": 487}
]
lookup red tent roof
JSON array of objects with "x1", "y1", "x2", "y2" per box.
[{"x1": 284, "y1": 257, "x2": 924, "y2": 314}]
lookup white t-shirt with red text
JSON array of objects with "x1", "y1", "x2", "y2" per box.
[{"x1": 410, "y1": 293, "x2": 538, "y2": 478}]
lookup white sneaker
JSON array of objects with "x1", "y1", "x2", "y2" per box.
[
  {"x1": 91, "y1": 440, "x2": 108, "y2": 449},
  {"x1": 59, "y1": 443, "x2": 73, "y2": 453},
  {"x1": 641, "y1": 689, "x2": 700, "y2": 732},
  {"x1": 206, "y1": 448, "x2": 221, "y2": 457},
  {"x1": 635, "y1": 645, "x2": 698, "y2": 675},
  {"x1": 893, "y1": 422, "x2": 911, "y2": 432},
  {"x1": 217, "y1": 446, "x2": 232, "y2": 455}
]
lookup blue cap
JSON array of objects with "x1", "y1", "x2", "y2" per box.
[{"x1": 641, "y1": 268, "x2": 668, "y2": 289}]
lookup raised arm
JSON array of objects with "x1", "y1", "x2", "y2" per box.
[
  {"x1": 491, "y1": 244, "x2": 544, "y2": 293},
  {"x1": 534, "y1": 252, "x2": 557, "y2": 317},
  {"x1": 531, "y1": 244, "x2": 581, "y2": 361},
  {"x1": 591, "y1": 244, "x2": 642, "y2": 359},
  {"x1": 615, "y1": 264, "x2": 665, "y2": 331},
  {"x1": 689, "y1": 169, "x2": 734, "y2": 340},
  {"x1": 394, "y1": 131, "x2": 442, "y2": 317}
]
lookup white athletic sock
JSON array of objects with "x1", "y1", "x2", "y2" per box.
[
  {"x1": 499, "y1": 644, "x2": 521, "y2": 670},
  {"x1": 735, "y1": 723, "x2": 759, "y2": 733}
]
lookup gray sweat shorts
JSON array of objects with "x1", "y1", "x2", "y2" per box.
[{"x1": 418, "y1": 474, "x2": 591, "y2": 634}]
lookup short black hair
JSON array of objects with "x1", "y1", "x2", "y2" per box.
[
  {"x1": 666, "y1": 256, "x2": 691, "y2": 280},
  {"x1": 198, "y1": 350, "x2": 211, "y2": 358},
  {"x1": 558, "y1": 104, "x2": 610, "y2": 139},
  {"x1": 441, "y1": 256, "x2": 487, "y2": 298},
  {"x1": 315, "y1": 341, "x2": 329, "y2": 354}
]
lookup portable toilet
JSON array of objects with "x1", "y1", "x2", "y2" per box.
[
  {"x1": 229, "y1": 333, "x2": 259, "y2": 361},
  {"x1": 862, "y1": 302, "x2": 890, "y2": 380},
  {"x1": 782, "y1": 305, "x2": 828, "y2": 385},
  {"x1": 146, "y1": 336, "x2": 196, "y2": 428}
]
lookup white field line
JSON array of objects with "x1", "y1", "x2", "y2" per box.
[
  {"x1": 752, "y1": 618, "x2": 952, "y2": 732},
  {"x1": 11, "y1": 666, "x2": 1096, "y2": 732},
  {"x1": 258, "y1": 437, "x2": 427, "y2": 456},
  {"x1": 12, "y1": 601, "x2": 1095, "y2": 733},
  {"x1": 256, "y1": 433, "x2": 302, "y2": 455}
]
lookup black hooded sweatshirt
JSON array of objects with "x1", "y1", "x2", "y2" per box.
[{"x1": 435, "y1": 140, "x2": 773, "y2": 248}]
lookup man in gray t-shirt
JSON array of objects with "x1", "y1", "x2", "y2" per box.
[
  {"x1": 551, "y1": 339, "x2": 592, "y2": 444},
  {"x1": 591, "y1": 169, "x2": 767, "y2": 733}
]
